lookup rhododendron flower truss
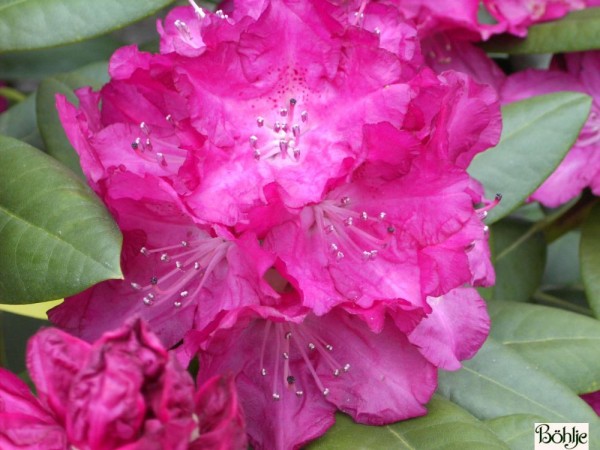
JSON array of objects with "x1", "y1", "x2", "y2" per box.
[
  {"x1": 0, "y1": 320, "x2": 247, "y2": 450},
  {"x1": 168, "y1": 0, "x2": 425, "y2": 224},
  {"x1": 186, "y1": 287, "x2": 489, "y2": 450}
]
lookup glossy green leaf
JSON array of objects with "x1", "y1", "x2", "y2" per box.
[
  {"x1": 0, "y1": 135, "x2": 122, "y2": 304},
  {"x1": 0, "y1": 93, "x2": 43, "y2": 149},
  {"x1": 0, "y1": 0, "x2": 174, "y2": 52},
  {"x1": 480, "y1": 219, "x2": 546, "y2": 302},
  {"x1": 438, "y1": 338, "x2": 600, "y2": 440},
  {"x1": 0, "y1": 36, "x2": 120, "y2": 80},
  {"x1": 482, "y1": 8, "x2": 600, "y2": 55},
  {"x1": 582, "y1": 203, "x2": 600, "y2": 318},
  {"x1": 37, "y1": 62, "x2": 109, "y2": 177},
  {"x1": 488, "y1": 301, "x2": 600, "y2": 393},
  {"x1": 485, "y1": 414, "x2": 548, "y2": 450},
  {"x1": 468, "y1": 92, "x2": 591, "y2": 224},
  {"x1": 308, "y1": 397, "x2": 508, "y2": 450},
  {"x1": 543, "y1": 231, "x2": 582, "y2": 287}
]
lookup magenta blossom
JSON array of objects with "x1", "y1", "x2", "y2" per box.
[
  {"x1": 182, "y1": 287, "x2": 489, "y2": 449},
  {"x1": 0, "y1": 319, "x2": 246, "y2": 450},
  {"x1": 53, "y1": 0, "x2": 499, "y2": 340},
  {"x1": 500, "y1": 52, "x2": 600, "y2": 207},
  {"x1": 52, "y1": 1, "x2": 500, "y2": 446},
  {"x1": 482, "y1": 0, "x2": 585, "y2": 37},
  {"x1": 385, "y1": 0, "x2": 585, "y2": 40}
]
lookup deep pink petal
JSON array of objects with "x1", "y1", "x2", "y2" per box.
[
  {"x1": 26, "y1": 329, "x2": 90, "y2": 422},
  {"x1": 0, "y1": 369, "x2": 66, "y2": 449},
  {"x1": 65, "y1": 320, "x2": 195, "y2": 450},
  {"x1": 190, "y1": 375, "x2": 247, "y2": 450},
  {"x1": 408, "y1": 288, "x2": 490, "y2": 370},
  {"x1": 0, "y1": 414, "x2": 67, "y2": 450},
  {"x1": 581, "y1": 391, "x2": 600, "y2": 415}
]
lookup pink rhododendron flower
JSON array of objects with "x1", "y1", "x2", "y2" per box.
[
  {"x1": 0, "y1": 319, "x2": 246, "y2": 450},
  {"x1": 52, "y1": 0, "x2": 501, "y2": 447},
  {"x1": 183, "y1": 286, "x2": 489, "y2": 450},
  {"x1": 386, "y1": 0, "x2": 585, "y2": 40},
  {"x1": 482, "y1": 0, "x2": 586, "y2": 37},
  {"x1": 500, "y1": 52, "x2": 600, "y2": 206}
]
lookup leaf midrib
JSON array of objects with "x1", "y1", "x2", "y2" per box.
[
  {"x1": 460, "y1": 366, "x2": 570, "y2": 422},
  {"x1": 0, "y1": 200, "x2": 115, "y2": 274}
]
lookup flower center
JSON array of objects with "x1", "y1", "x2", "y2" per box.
[
  {"x1": 130, "y1": 234, "x2": 230, "y2": 308},
  {"x1": 130, "y1": 120, "x2": 187, "y2": 169},
  {"x1": 313, "y1": 196, "x2": 395, "y2": 262},
  {"x1": 250, "y1": 98, "x2": 309, "y2": 162},
  {"x1": 258, "y1": 321, "x2": 351, "y2": 401}
]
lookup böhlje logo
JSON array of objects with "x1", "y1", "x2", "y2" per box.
[{"x1": 534, "y1": 423, "x2": 589, "y2": 450}]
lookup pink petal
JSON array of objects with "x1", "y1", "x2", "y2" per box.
[
  {"x1": 190, "y1": 375, "x2": 247, "y2": 450},
  {"x1": 26, "y1": 329, "x2": 90, "y2": 422},
  {"x1": 408, "y1": 288, "x2": 490, "y2": 370},
  {"x1": 0, "y1": 369, "x2": 67, "y2": 449}
]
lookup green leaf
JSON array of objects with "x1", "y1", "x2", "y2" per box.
[
  {"x1": 482, "y1": 8, "x2": 600, "y2": 55},
  {"x1": 0, "y1": 0, "x2": 174, "y2": 52},
  {"x1": 581, "y1": 203, "x2": 600, "y2": 318},
  {"x1": 308, "y1": 396, "x2": 508, "y2": 450},
  {"x1": 480, "y1": 219, "x2": 546, "y2": 302},
  {"x1": 485, "y1": 414, "x2": 548, "y2": 450},
  {"x1": 36, "y1": 62, "x2": 109, "y2": 177},
  {"x1": 543, "y1": 231, "x2": 581, "y2": 287},
  {"x1": 438, "y1": 338, "x2": 600, "y2": 438},
  {"x1": 488, "y1": 300, "x2": 600, "y2": 393},
  {"x1": 0, "y1": 93, "x2": 43, "y2": 149},
  {"x1": 468, "y1": 92, "x2": 591, "y2": 224},
  {"x1": 0, "y1": 134, "x2": 122, "y2": 304},
  {"x1": 0, "y1": 36, "x2": 120, "y2": 80}
]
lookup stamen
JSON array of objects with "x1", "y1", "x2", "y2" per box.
[
  {"x1": 132, "y1": 236, "x2": 230, "y2": 307},
  {"x1": 140, "y1": 122, "x2": 151, "y2": 135},
  {"x1": 313, "y1": 199, "x2": 392, "y2": 263},
  {"x1": 476, "y1": 193, "x2": 502, "y2": 219},
  {"x1": 188, "y1": 0, "x2": 206, "y2": 19}
]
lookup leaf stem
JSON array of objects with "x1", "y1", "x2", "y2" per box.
[
  {"x1": 496, "y1": 192, "x2": 598, "y2": 261},
  {"x1": 531, "y1": 290, "x2": 593, "y2": 316},
  {"x1": 0, "y1": 86, "x2": 26, "y2": 103}
]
